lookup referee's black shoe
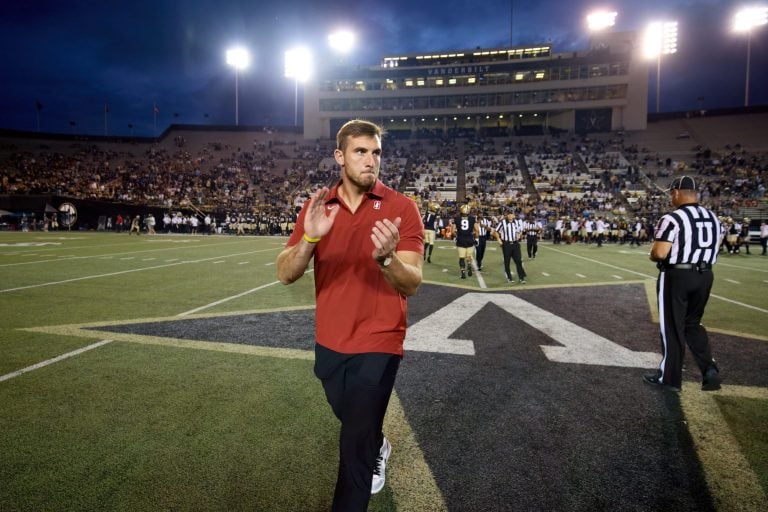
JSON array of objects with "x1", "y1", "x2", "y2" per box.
[
  {"x1": 702, "y1": 367, "x2": 722, "y2": 391},
  {"x1": 643, "y1": 372, "x2": 680, "y2": 392}
]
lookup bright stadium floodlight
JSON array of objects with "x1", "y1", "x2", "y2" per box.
[
  {"x1": 733, "y1": 6, "x2": 768, "y2": 106},
  {"x1": 586, "y1": 11, "x2": 617, "y2": 31},
  {"x1": 285, "y1": 48, "x2": 312, "y2": 126},
  {"x1": 226, "y1": 47, "x2": 251, "y2": 126},
  {"x1": 644, "y1": 21, "x2": 678, "y2": 113},
  {"x1": 328, "y1": 30, "x2": 355, "y2": 53}
]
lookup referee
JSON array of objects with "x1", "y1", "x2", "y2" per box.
[
  {"x1": 493, "y1": 211, "x2": 527, "y2": 284},
  {"x1": 524, "y1": 217, "x2": 541, "y2": 259},
  {"x1": 476, "y1": 213, "x2": 493, "y2": 271},
  {"x1": 645, "y1": 176, "x2": 722, "y2": 392}
]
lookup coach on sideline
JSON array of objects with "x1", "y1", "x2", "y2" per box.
[
  {"x1": 644, "y1": 175, "x2": 722, "y2": 392},
  {"x1": 276, "y1": 119, "x2": 424, "y2": 511}
]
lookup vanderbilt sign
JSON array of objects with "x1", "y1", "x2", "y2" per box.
[{"x1": 426, "y1": 65, "x2": 491, "y2": 76}]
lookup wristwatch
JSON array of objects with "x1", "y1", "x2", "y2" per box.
[{"x1": 379, "y1": 254, "x2": 393, "y2": 267}]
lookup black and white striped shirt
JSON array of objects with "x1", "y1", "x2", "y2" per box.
[
  {"x1": 495, "y1": 219, "x2": 522, "y2": 242},
  {"x1": 654, "y1": 204, "x2": 722, "y2": 265},
  {"x1": 478, "y1": 217, "x2": 493, "y2": 237},
  {"x1": 524, "y1": 220, "x2": 540, "y2": 236}
]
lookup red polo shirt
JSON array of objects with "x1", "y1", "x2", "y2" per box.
[{"x1": 287, "y1": 180, "x2": 424, "y2": 355}]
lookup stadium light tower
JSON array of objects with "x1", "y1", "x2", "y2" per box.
[
  {"x1": 284, "y1": 48, "x2": 312, "y2": 127},
  {"x1": 644, "y1": 21, "x2": 678, "y2": 113},
  {"x1": 733, "y1": 6, "x2": 768, "y2": 107},
  {"x1": 586, "y1": 11, "x2": 617, "y2": 31},
  {"x1": 226, "y1": 47, "x2": 251, "y2": 126}
]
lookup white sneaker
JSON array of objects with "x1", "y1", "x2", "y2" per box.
[{"x1": 371, "y1": 437, "x2": 391, "y2": 494}]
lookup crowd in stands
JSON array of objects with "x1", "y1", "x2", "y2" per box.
[{"x1": 1, "y1": 127, "x2": 765, "y2": 238}]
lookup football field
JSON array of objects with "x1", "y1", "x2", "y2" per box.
[{"x1": 1, "y1": 231, "x2": 766, "y2": 511}]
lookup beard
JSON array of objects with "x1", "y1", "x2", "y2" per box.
[{"x1": 345, "y1": 168, "x2": 378, "y2": 191}]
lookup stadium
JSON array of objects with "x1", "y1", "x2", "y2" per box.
[{"x1": 1, "y1": 5, "x2": 767, "y2": 512}]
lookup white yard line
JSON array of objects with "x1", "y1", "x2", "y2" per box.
[
  {"x1": 724, "y1": 279, "x2": 741, "y2": 284},
  {"x1": 471, "y1": 260, "x2": 487, "y2": 289},
  {"x1": 544, "y1": 245, "x2": 768, "y2": 314},
  {"x1": 0, "y1": 249, "x2": 276, "y2": 294},
  {"x1": 0, "y1": 340, "x2": 113, "y2": 383},
  {"x1": 717, "y1": 261, "x2": 768, "y2": 273},
  {"x1": 542, "y1": 272, "x2": 551, "y2": 277},
  {"x1": 575, "y1": 273, "x2": 587, "y2": 278},
  {"x1": 0, "y1": 239, "x2": 251, "y2": 267},
  {"x1": 176, "y1": 268, "x2": 315, "y2": 316},
  {"x1": 177, "y1": 281, "x2": 282, "y2": 316}
]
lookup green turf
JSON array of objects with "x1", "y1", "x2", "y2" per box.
[
  {"x1": 715, "y1": 396, "x2": 768, "y2": 496},
  {"x1": 1, "y1": 231, "x2": 765, "y2": 510},
  {"x1": 0, "y1": 341, "x2": 344, "y2": 511}
]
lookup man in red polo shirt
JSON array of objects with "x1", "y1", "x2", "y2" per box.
[{"x1": 276, "y1": 119, "x2": 424, "y2": 511}]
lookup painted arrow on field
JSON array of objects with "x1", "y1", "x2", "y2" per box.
[{"x1": 405, "y1": 292, "x2": 659, "y2": 368}]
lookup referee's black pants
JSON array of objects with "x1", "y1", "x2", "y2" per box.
[
  {"x1": 315, "y1": 344, "x2": 400, "y2": 512},
  {"x1": 502, "y1": 241, "x2": 526, "y2": 280},
  {"x1": 476, "y1": 236, "x2": 487, "y2": 268},
  {"x1": 526, "y1": 234, "x2": 538, "y2": 258},
  {"x1": 656, "y1": 269, "x2": 717, "y2": 388}
]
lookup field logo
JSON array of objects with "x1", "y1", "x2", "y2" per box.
[{"x1": 405, "y1": 292, "x2": 659, "y2": 368}]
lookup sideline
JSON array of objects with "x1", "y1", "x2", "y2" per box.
[
  {"x1": 0, "y1": 248, "x2": 279, "y2": 293},
  {"x1": 543, "y1": 245, "x2": 768, "y2": 314},
  {"x1": 0, "y1": 339, "x2": 113, "y2": 383}
]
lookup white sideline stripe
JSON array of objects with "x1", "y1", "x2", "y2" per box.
[
  {"x1": 0, "y1": 249, "x2": 275, "y2": 294},
  {"x1": 544, "y1": 245, "x2": 768, "y2": 314},
  {"x1": 471, "y1": 260, "x2": 487, "y2": 289},
  {"x1": 576, "y1": 273, "x2": 586, "y2": 278},
  {"x1": 724, "y1": 279, "x2": 740, "y2": 284},
  {"x1": 0, "y1": 340, "x2": 113, "y2": 383}
]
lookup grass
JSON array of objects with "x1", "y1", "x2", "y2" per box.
[
  {"x1": 716, "y1": 395, "x2": 768, "y2": 494},
  {"x1": 1, "y1": 231, "x2": 766, "y2": 510}
]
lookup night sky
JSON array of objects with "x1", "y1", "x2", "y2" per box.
[{"x1": 1, "y1": 0, "x2": 766, "y2": 137}]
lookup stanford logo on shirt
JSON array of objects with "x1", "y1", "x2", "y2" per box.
[{"x1": 373, "y1": 200, "x2": 382, "y2": 210}]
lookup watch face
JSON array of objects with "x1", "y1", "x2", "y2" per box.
[{"x1": 381, "y1": 256, "x2": 393, "y2": 267}]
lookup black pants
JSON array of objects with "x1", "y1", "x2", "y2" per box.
[
  {"x1": 502, "y1": 241, "x2": 526, "y2": 280},
  {"x1": 526, "y1": 234, "x2": 538, "y2": 258},
  {"x1": 315, "y1": 344, "x2": 400, "y2": 512},
  {"x1": 656, "y1": 269, "x2": 717, "y2": 388},
  {"x1": 476, "y1": 236, "x2": 487, "y2": 268}
]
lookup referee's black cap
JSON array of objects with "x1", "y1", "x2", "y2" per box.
[{"x1": 668, "y1": 175, "x2": 697, "y2": 191}]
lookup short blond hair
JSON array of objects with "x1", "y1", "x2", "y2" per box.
[{"x1": 335, "y1": 119, "x2": 384, "y2": 152}]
